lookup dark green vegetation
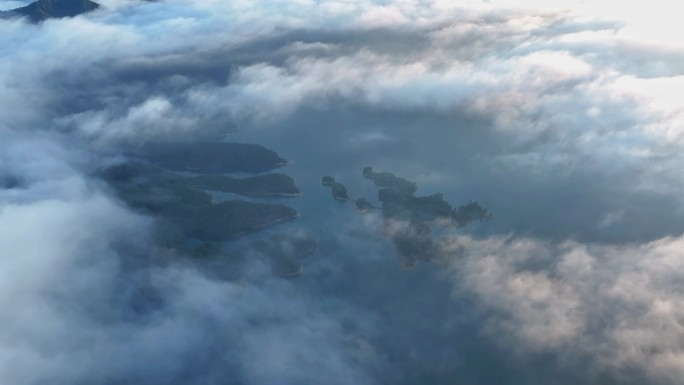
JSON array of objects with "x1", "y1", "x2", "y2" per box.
[
  {"x1": 185, "y1": 173, "x2": 300, "y2": 197},
  {"x1": 453, "y1": 201, "x2": 493, "y2": 227},
  {"x1": 363, "y1": 166, "x2": 417, "y2": 194},
  {"x1": 379, "y1": 189, "x2": 453, "y2": 223},
  {"x1": 372, "y1": 168, "x2": 491, "y2": 267},
  {"x1": 392, "y1": 230, "x2": 437, "y2": 268},
  {"x1": 330, "y1": 182, "x2": 349, "y2": 201},
  {"x1": 322, "y1": 167, "x2": 492, "y2": 268},
  {"x1": 9, "y1": 0, "x2": 100, "y2": 22},
  {"x1": 181, "y1": 201, "x2": 298, "y2": 242},
  {"x1": 379, "y1": 189, "x2": 491, "y2": 226},
  {"x1": 355, "y1": 198, "x2": 374, "y2": 213},
  {"x1": 105, "y1": 162, "x2": 300, "y2": 199},
  {"x1": 321, "y1": 177, "x2": 351, "y2": 201},
  {"x1": 138, "y1": 141, "x2": 289, "y2": 174},
  {"x1": 321, "y1": 176, "x2": 335, "y2": 186},
  {"x1": 101, "y1": 141, "x2": 318, "y2": 278},
  {"x1": 103, "y1": 162, "x2": 299, "y2": 243}
]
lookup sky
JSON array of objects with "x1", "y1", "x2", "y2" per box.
[{"x1": 2, "y1": 1, "x2": 684, "y2": 384}]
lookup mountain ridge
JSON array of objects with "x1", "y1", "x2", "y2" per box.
[{"x1": 2, "y1": 0, "x2": 100, "y2": 22}]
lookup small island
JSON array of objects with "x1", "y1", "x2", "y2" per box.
[
  {"x1": 321, "y1": 166, "x2": 492, "y2": 268},
  {"x1": 363, "y1": 166, "x2": 417, "y2": 194},
  {"x1": 321, "y1": 176, "x2": 335, "y2": 186},
  {"x1": 102, "y1": 161, "x2": 300, "y2": 242},
  {"x1": 320, "y1": 176, "x2": 351, "y2": 201},
  {"x1": 330, "y1": 182, "x2": 350, "y2": 201}
]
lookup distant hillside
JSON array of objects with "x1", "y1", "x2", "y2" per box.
[{"x1": 9, "y1": 0, "x2": 100, "y2": 22}]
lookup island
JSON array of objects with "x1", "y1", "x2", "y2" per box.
[
  {"x1": 330, "y1": 182, "x2": 350, "y2": 201},
  {"x1": 102, "y1": 161, "x2": 300, "y2": 242},
  {"x1": 355, "y1": 198, "x2": 375, "y2": 213},
  {"x1": 137, "y1": 141, "x2": 290, "y2": 174},
  {"x1": 185, "y1": 173, "x2": 300, "y2": 197},
  {"x1": 321, "y1": 176, "x2": 335, "y2": 186},
  {"x1": 321, "y1": 166, "x2": 492, "y2": 268},
  {"x1": 363, "y1": 166, "x2": 417, "y2": 194}
]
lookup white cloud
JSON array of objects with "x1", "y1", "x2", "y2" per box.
[{"x1": 442, "y1": 233, "x2": 684, "y2": 380}]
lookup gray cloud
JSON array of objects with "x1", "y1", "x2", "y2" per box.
[{"x1": 440, "y1": 233, "x2": 684, "y2": 384}]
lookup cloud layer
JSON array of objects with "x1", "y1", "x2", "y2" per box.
[{"x1": 2, "y1": 1, "x2": 684, "y2": 384}]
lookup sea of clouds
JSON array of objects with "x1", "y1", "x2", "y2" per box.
[{"x1": 2, "y1": 1, "x2": 684, "y2": 384}]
